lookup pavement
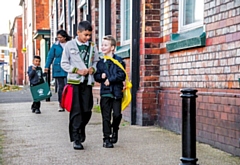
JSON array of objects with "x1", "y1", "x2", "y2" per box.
[{"x1": 0, "y1": 101, "x2": 240, "y2": 165}]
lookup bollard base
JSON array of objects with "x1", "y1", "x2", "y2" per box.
[{"x1": 179, "y1": 157, "x2": 198, "y2": 165}]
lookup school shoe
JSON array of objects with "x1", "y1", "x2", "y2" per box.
[
  {"x1": 58, "y1": 105, "x2": 65, "y2": 112},
  {"x1": 103, "y1": 138, "x2": 114, "y2": 148},
  {"x1": 31, "y1": 108, "x2": 36, "y2": 113},
  {"x1": 73, "y1": 140, "x2": 84, "y2": 150},
  {"x1": 35, "y1": 109, "x2": 41, "y2": 114},
  {"x1": 110, "y1": 131, "x2": 118, "y2": 144}
]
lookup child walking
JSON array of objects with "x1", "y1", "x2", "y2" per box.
[
  {"x1": 27, "y1": 56, "x2": 44, "y2": 114},
  {"x1": 61, "y1": 21, "x2": 99, "y2": 150},
  {"x1": 94, "y1": 35, "x2": 126, "y2": 148}
]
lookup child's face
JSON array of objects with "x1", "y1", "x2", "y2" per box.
[
  {"x1": 101, "y1": 39, "x2": 115, "y2": 55},
  {"x1": 77, "y1": 30, "x2": 92, "y2": 43},
  {"x1": 33, "y1": 58, "x2": 41, "y2": 66}
]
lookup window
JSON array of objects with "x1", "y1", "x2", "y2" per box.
[
  {"x1": 59, "y1": 11, "x2": 64, "y2": 26},
  {"x1": 78, "y1": 0, "x2": 87, "y2": 21},
  {"x1": 179, "y1": 0, "x2": 204, "y2": 32},
  {"x1": 70, "y1": 0, "x2": 75, "y2": 37},
  {"x1": 59, "y1": 0, "x2": 64, "y2": 26},
  {"x1": 121, "y1": 0, "x2": 131, "y2": 45},
  {"x1": 70, "y1": 0, "x2": 75, "y2": 16},
  {"x1": 98, "y1": 0, "x2": 105, "y2": 50}
]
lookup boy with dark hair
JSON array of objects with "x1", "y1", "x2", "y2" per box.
[
  {"x1": 61, "y1": 20, "x2": 99, "y2": 150},
  {"x1": 94, "y1": 35, "x2": 126, "y2": 148},
  {"x1": 27, "y1": 55, "x2": 44, "y2": 114}
]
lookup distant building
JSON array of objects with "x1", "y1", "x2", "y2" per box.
[{"x1": 0, "y1": 34, "x2": 8, "y2": 47}]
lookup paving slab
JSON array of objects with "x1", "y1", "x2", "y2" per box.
[{"x1": 0, "y1": 101, "x2": 239, "y2": 165}]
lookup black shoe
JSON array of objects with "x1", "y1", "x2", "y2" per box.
[
  {"x1": 31, "y1": 108, "x2": 36, "y2": 113},
  {"x1": 103, "y1": 138, "x2": 114, "y2": 148},
  {"x1": 110, "y1": 132, "x2": 118, "y2": 144},
  {"x1": 58, "y1": 105, "x2": 65, "y2": 112},
  {"x1": 80, "y1": 128, "x2": 86, "y2": 143},
  {"x1": 35, "y1": 109, "x2": 41, "y2": 114},
  {"x1": 73, "y1": 140, "x2": 84, "y2": 150}
]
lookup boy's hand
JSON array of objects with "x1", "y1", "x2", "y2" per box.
[
  {"x1": 104, "y1": 79, "x2": 110, "y2": 86},
  {"x1": 77, "y1": 69, "x2": 89, "y2": 76},
  {"x1": 44, "y1": 68, "x2": 49, "y2": 73},
  {"x1": 88, "y1": 67, "x2": 94, "y2": 75},
  {"x1": 32, "y1": 66, "x2": 36, "y2": 70},
  {"x1": 102, "y1": 73, "x2": 106, "y2": 79}
]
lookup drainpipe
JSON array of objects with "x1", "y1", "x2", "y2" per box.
[
  {"x1": 68, "y1": 0, "x2": 71, "y2": 35},
  {"x1": 74, "y1": 0, "x2": 78, "y2": 37},
  {"x1": 131, "y1": 0, "x2": 140, "y2": 125},
  {"x1": 105, "y1": 0, "x2": 111, "y2": 35},
  {"x1": 63, "y1": 0, "x2": 67, "y2": 30},
  {"x1": 87, "y1": 0, "x2": 91, "y2": 23},
  {"x1": 56, "y1": 0, "x2": 58, "y2": 30}
]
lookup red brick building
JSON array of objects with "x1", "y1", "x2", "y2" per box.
[{"x1": 10, "y1": 16, "x2": 23, "y2": 85}]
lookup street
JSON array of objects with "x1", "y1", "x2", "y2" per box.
[{"x1": 0, "y1": 86, "x2": 57, "y2": 103}]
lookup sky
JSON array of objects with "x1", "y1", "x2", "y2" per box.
[{"x1": 0, "y1": 0, "x2": 22, "y2": 34}]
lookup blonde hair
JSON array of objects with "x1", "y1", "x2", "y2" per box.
[{"x1": 103, "y1": 35, "x2": 116, "y2": 48}]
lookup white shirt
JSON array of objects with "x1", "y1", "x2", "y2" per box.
[{"x1": 75, "y1": 36, "x2": 89, "y2": 46}]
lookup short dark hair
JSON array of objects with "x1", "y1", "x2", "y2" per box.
[
  {"x1": 78, "y1": 21, "x2": 92, "y2": 32},
  {"x1": 57, "y1": 30, "x2": 72, "y2": 41},
  {"x1": 33, "y1": 55, "x2": 41, "y2": 61}
]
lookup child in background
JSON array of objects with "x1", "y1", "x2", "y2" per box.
[
  {"x1": 27, "y1": 56, "x2": 44, "y2": 114},
  {"x1": 94, "y1": 35, "x2": 126, "y2": 148}
]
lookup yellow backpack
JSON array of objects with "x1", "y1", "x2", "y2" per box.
[{"x1": 103, "y1": 56, "x2": 132, "y2": 111}]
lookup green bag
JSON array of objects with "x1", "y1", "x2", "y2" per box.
[{"x1": 30, "y1": 82, "x2": 52, "y2": 102}]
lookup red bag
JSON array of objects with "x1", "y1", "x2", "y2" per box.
[{"x1": 61, "y1": 84, "x2": 73, "y2": 112}]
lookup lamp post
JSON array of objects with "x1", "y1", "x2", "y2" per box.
[{"x1": 21, "y1": 48, "x2": 27, "y2": 85}]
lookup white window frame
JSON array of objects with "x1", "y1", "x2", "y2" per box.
[
  {"x1": 179, "y1": 0, "x2": 204, "y2": 33},
  {"x1": 59, "y1": 11, "x2": 64, "y2": 25},
  {"x1": 70, "y1": 0, "x2": 75, "y2": 17},
  {"x1": 120, "y1": 0, "x2": 132, "y2": 45},
  {"x1": 98, "y1": 0, "x2": 105, "y2": 50},
  {"x1": 78, "y1": 0, "x2": 87, "y2": 21}
]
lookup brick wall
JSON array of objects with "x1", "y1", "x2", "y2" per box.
[
  {"x1": 91, "y1": 0, "x2": 98, "y2": 44},
  {"x1": 135, "y1": 0, "x2": 161, "y2": 125},
  {"x1": 157, "y1": 0, "x2": 240, "y2": 156},
  {"x1": 35, "y1": 0, "x2": 50, "y2": 29}
]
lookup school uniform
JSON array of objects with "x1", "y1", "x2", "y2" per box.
[
  {"x1": 61, "y1": 36, "x2": 99, "y2": 142},
  {"x1": 27, "y1": 65, "x2": 44, "y2": 113},
  {"x1": 94, "y1": 54, "x2": 126, "y2": 142}
]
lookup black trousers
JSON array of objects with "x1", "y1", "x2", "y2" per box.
[
  {"x1": 56, "y1": 77, "x2": 67, "y2": 104},
  {"x1": 69, "y1": 81, "x2": 93, "y2": 142},
  {"x1": 31, "y1": 101, "x2": 41, "y2": 110},
  {"x1": 100, "y1": 97, "x2": 122, "y2": 139},
  {"x1": 30, "y1": 83, "x2": 41, "y2": 110}
]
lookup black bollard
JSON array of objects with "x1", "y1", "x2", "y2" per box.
[{"x1": 179, "y1": 88, "x2": 198, "y2": 165}]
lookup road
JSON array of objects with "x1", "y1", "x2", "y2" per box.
[{"x1": 0, "y1": 86, "x2": 58, "y2": 103}]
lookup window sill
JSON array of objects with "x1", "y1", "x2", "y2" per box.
[
  {"x1": 115, "y1": 44, "x2": 130, "y2": 59},
  {"x1": 166, "y1": 27, "x2": 206, "y2": 52}
]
